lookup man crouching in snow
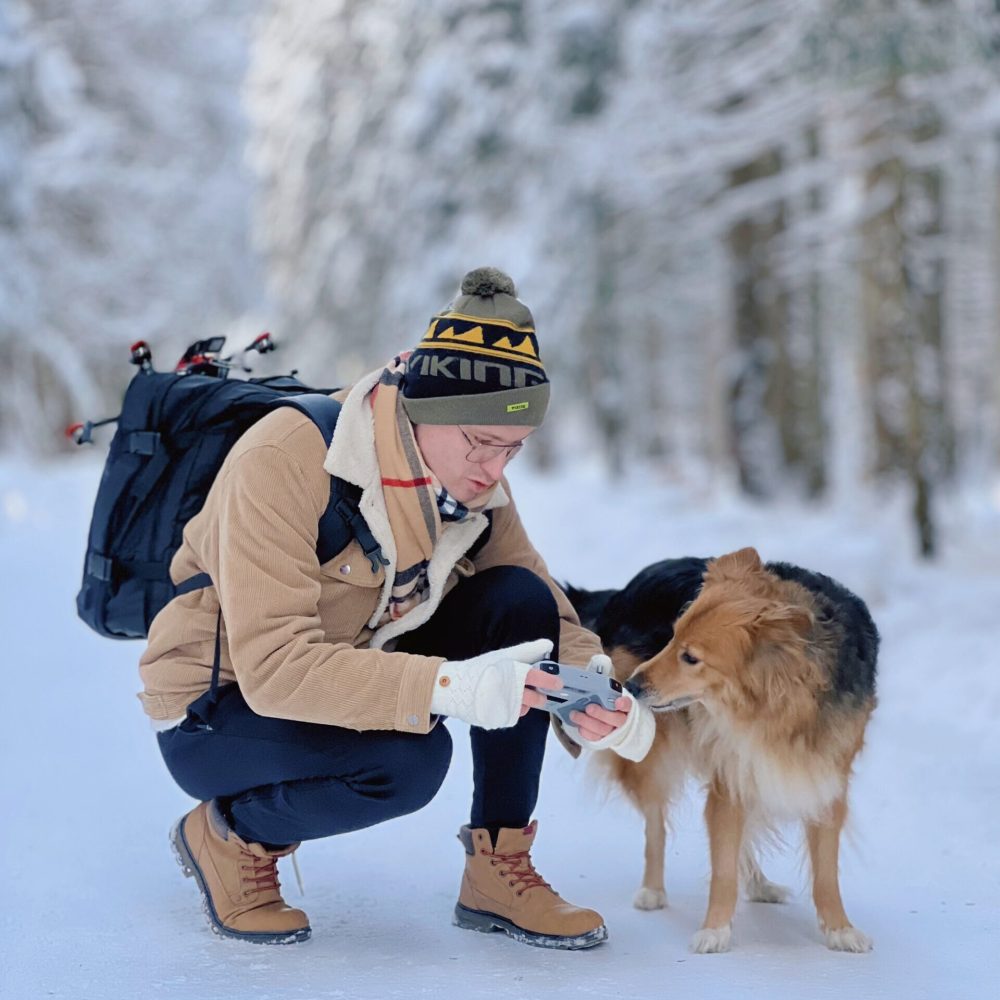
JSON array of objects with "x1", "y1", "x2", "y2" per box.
[{"x1": 138, "y1": 267, "x2": 655, "y2": 949}]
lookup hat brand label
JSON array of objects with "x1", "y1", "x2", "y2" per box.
[
  {"x1": 473, "y1": 359, "x2": 513, "y2": 387},
  {"x1": 427, "y1": 356, "x2": 456, "y2": 378},
  {"x1": 507, "y1": 402, "x2": 529, "y2": 413},
  {"x1": 410, "y1": 353, "x2": 541, "y2": 389}
]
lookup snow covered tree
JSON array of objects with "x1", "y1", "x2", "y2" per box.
[
  {"x1": 0, "y1": 0, "x2": 266, "y2": 454},
  {"x1": 244, "y1": 0, "x2": 1000, "y2": 556},
  {"x1": 6, "y1": 0, "x2": 1000, "y2": 558}
]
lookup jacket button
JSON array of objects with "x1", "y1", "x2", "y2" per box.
[
  {"x1": 339, "y1": 564, "x2": 351, "y2": 575},
  {"x1": 407, "y1": 714, "x2": 418, "y2": 726},
  {"x1": 438, "y1": 676, "x2": 451, "y2": 687}
]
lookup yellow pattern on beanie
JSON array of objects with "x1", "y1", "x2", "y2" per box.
[{"x1": 401, "y1": 267, "x2": 551, "y2": 427}]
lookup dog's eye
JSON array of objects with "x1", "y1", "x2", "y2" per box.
[{"x1": 681, "y1": 651, "x2": 700, "y2": 666}]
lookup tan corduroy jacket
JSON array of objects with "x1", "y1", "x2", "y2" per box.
[{"x1": 139, "y1": 367, "x2": 603, "y2": 749}]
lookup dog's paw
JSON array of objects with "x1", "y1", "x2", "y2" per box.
[
  {"x1": 745, "y1": 876, "x2": 791, "y2": 904},
  {"x1": 690, "y1": 924, "x2": 732, "y2": 953},
  {"x1": 824, "y1": 925, "x2": 873, "y2": 953},
  {"x1": 632, "y1": 887, "x2": 667, "y2": 911}
]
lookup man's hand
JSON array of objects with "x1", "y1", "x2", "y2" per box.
[
  {"x1": 432, "y1": 639, "x2": 561, "y2": 730},
  {"x1": 519, "y1": 667, "x2": 563, "y2": 717},
  {"x1": 569, "y1": 695, "x2": 632, "y2": 742},
  {"x1": 567, "y1": 652, "x2": 656, "y2": 762}
]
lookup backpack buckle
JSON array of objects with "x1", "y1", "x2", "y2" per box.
[
  {"x1": 86, "y1": 553, "x2": 113, "y2": 582},
  {"x1": 127, "y1": 431, "x2": 160, "y2": 456},
  {"x1": 334, "y1": 498, "x2": 389, "y2": 574},
  {"x1": 359, "y1": 536, "x2": 390, "y2": 574}
]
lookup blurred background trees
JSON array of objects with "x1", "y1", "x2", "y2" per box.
[
  {"x1": 0, "y1": 0, "x2": 264, "y2": 451},
  {"x1": 4, "y1": 0, "x2": 1000, "y2": 557}
]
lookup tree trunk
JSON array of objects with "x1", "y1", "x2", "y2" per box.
[
  {"x1": 727, "y1": 149, "x2": 787, "y2": 497},
  {"x1": 860, "y1": 86, "x2": 951, "y2": 557}
]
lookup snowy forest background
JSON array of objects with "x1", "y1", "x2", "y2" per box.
[{"x1": 4, "y1": 0, "x2": 1000, "y2": 559}]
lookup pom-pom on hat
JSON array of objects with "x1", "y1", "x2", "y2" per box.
[{"x1": 400, "y1": 267, "x2": 550, "y2": 427}]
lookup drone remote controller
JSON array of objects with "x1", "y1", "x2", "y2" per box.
[{"x1": 533, "y1": 659, "x2": 623, "y2": 728}]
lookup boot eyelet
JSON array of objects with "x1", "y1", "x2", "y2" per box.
[
  {"x1": 489, "y1": 859, "x2": 496, "y2": 866},
  {"x1": 516, "y1": 890, "x2": 524, "y2": 896},
  {"x1": 509, "y1": 880, "x2": 516, "y2": 887}
]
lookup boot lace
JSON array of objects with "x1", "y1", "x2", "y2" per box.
[
  {"x1": 487, "y1": 849, "x2": 551, "y2": 895},
  {"x1": 239, "y1": 849, "x2": 281, "y2": 896}
]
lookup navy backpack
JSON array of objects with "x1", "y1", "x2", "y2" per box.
[{"x1": 74, "y1": 338, "x2": 388, "y2": 640}]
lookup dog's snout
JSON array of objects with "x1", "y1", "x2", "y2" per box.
[{"x1": 625, "y1": 676, "x2": 647, "y2": 700}]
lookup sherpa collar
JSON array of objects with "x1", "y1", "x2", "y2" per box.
[{"x1": 323, "y1": 366, "x2": 508, "y2": 649}]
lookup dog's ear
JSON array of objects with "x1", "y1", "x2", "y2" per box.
[
  {"x1": 751, "y1": 601, "x2": 814, "y2": 639},
  {"x1": 744, "y1": 602, "x2": 819, "y2": 711},
  {"x1": 705, "y1": 547, "x2": 763, "y2": 584}
]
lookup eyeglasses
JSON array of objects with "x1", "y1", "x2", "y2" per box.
[{"x1": 458, "y1": 426, "x2": 525, "y2": 464}]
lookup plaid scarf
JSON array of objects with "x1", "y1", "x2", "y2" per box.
[
  {"x1": 436, "y1": 486, "x2": 472, "y2": 523},
  {"x1": 370, "y1": 356, "x2": 484, "y2": 623}
]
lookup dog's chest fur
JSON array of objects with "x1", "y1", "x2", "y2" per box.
[{"x1": 687, "y1": 707, "x2": 846, "y2": 822}]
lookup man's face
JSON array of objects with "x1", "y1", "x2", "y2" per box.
[{"x1": 412, "y1": 423, "x2": 533, "y2": 503}]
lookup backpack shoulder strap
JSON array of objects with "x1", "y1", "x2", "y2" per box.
[
  {"x1": 273, "y1": 392, "x2": 342, "y2": 442},
  {"x1": 467, "y1": 509, "x2": 494, "y2": 560},
  {"x1": 272, "y1": 394, "x2": 388, "y2": 573}
]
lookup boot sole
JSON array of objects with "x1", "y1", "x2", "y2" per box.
[
  {"x1": 169, "y1": 818, "x2": 311, "y2": 945},
  {"x1": 453, "y1": 903, "x2": 608, "y2": 950}
]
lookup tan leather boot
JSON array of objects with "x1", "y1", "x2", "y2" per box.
[
  {"x1": 454, "y1": 820, "x2": 607, "y2": 949},
  {"x1": 170, "y1": 800, "x2": 310, "y2": 944}
]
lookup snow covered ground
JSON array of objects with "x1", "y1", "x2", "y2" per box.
[{"x1": 2, "y1": 456, "x2": 998, "y2": 1000}]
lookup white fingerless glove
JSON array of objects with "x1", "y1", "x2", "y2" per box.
[
  {"x1": 570, "y1": 653, "x2": 656, "y2": 762},
  {"x1": 430, "y1": 638, "x2": 553, "y2": 730}
]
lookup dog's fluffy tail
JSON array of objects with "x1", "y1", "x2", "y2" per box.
[{"x1": 560, "y1": 583, "x2": 618, "y2": 633}]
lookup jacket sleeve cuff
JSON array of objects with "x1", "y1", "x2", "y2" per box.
[
  {"x1": 393, "y1": 653, "x2": 446, "y2": 733},
  {"x1": 576, "y1": 695, "x2": 656, "y2": 762}
]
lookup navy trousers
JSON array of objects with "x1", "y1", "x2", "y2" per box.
[{"x1": 156, "y1": 566, "x2": 559, "y2": 847}]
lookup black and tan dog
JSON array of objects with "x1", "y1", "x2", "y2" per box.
[{"x1": 565, "y1": 547, "x2": 878, "y2": 953}]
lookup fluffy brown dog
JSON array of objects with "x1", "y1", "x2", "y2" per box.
[{"x1": 568, "y1": 547, "x2": 878, "y2": 953}]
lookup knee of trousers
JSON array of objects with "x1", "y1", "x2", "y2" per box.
[
  {"x1": 380, "y1": 722, "x2": 454, "y2": 817},
  {"x1": 476, "y1": 565, "x2": 560, "y2": 643}
]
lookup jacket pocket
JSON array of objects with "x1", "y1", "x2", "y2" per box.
[
  {"x1": 318, "y1": 539, "x2": 386, "y2": 642},
  {"x1": 319, "y1": 538, "x2": 387, "y2": 588}
]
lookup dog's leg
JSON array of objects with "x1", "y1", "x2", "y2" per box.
[
  {"x1": 633, "y1": 802, "x2": 667, "y2": 910},
  {"x1": 741, "y1": 847, "x2": 790, "y2": 904},
  {"x1": 691, "y1": 783, "x2": 744, "y2": 953},
  {"x1": 807, "y1": 797, "x2": 872, "y2": 952}
]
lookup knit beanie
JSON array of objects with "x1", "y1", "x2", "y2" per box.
[{"x1": 400, "y1": 267, "x2": 550, "y2": 427}]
